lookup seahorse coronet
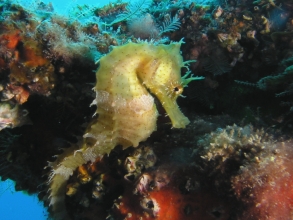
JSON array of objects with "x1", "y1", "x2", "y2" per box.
[{"x1": 47, "y1": 41, "x2": 198, "y2": 219}]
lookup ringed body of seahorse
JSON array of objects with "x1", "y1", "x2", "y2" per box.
[{"x1": 47, "y1": 41, "x2": 203, "y2": 219}]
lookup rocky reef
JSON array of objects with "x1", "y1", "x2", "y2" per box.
[{"x1": 0, "y1": 0, "x2": 293, "y2": 219}]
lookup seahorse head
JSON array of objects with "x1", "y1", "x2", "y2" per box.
[{"x1": 137, "y1": 41, "x2": 203, "y2": 128}]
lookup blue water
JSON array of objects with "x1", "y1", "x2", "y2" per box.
[
  {"x1": 0, "y1": 178, "x2": 48, "y2": 220},
  {"x1": 18, "y1": 0, "x2": 121, "y2": 15}
]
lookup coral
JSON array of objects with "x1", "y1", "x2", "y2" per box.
[{"x1": 47, "y1": 41, "x2": 202, "y2": 219}]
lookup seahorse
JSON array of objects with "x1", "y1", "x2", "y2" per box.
[{"x1": 47, "y1": 40, "x2": 203, "y2": 219}]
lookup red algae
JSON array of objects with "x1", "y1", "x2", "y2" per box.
[
  {"x1": 1, "y1": 30, "x2": 21, "y2": 49},
  {"x1": 148, "y1": 186, "x2": 229, "y2": 220},
  {"x1": 232, "y1": 140, "x2": 293, "y2": 220}
]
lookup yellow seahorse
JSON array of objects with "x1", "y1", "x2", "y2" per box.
[{"x1": 47, "y1": 41, "x2": 203, "y2": 219}]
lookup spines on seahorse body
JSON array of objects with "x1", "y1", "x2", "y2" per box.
[
  {"x1": 48, "y1": 41, "x2": 201, "y2": 219},
  {"x1": 47, "y1": 145, "x2": 85, "y2": 220}
]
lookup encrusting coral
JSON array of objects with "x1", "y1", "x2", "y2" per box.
[{"x1": 47, "y1": 40, "x2": 203, "y2": 219}]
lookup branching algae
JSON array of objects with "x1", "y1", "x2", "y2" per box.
[{"x1": 47, "y1": 41, "x2": 203, "y2": 219}]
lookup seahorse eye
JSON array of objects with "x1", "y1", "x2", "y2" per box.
[{"x1": 173, "y1": 85, "x2": 183, "y2": 94}]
